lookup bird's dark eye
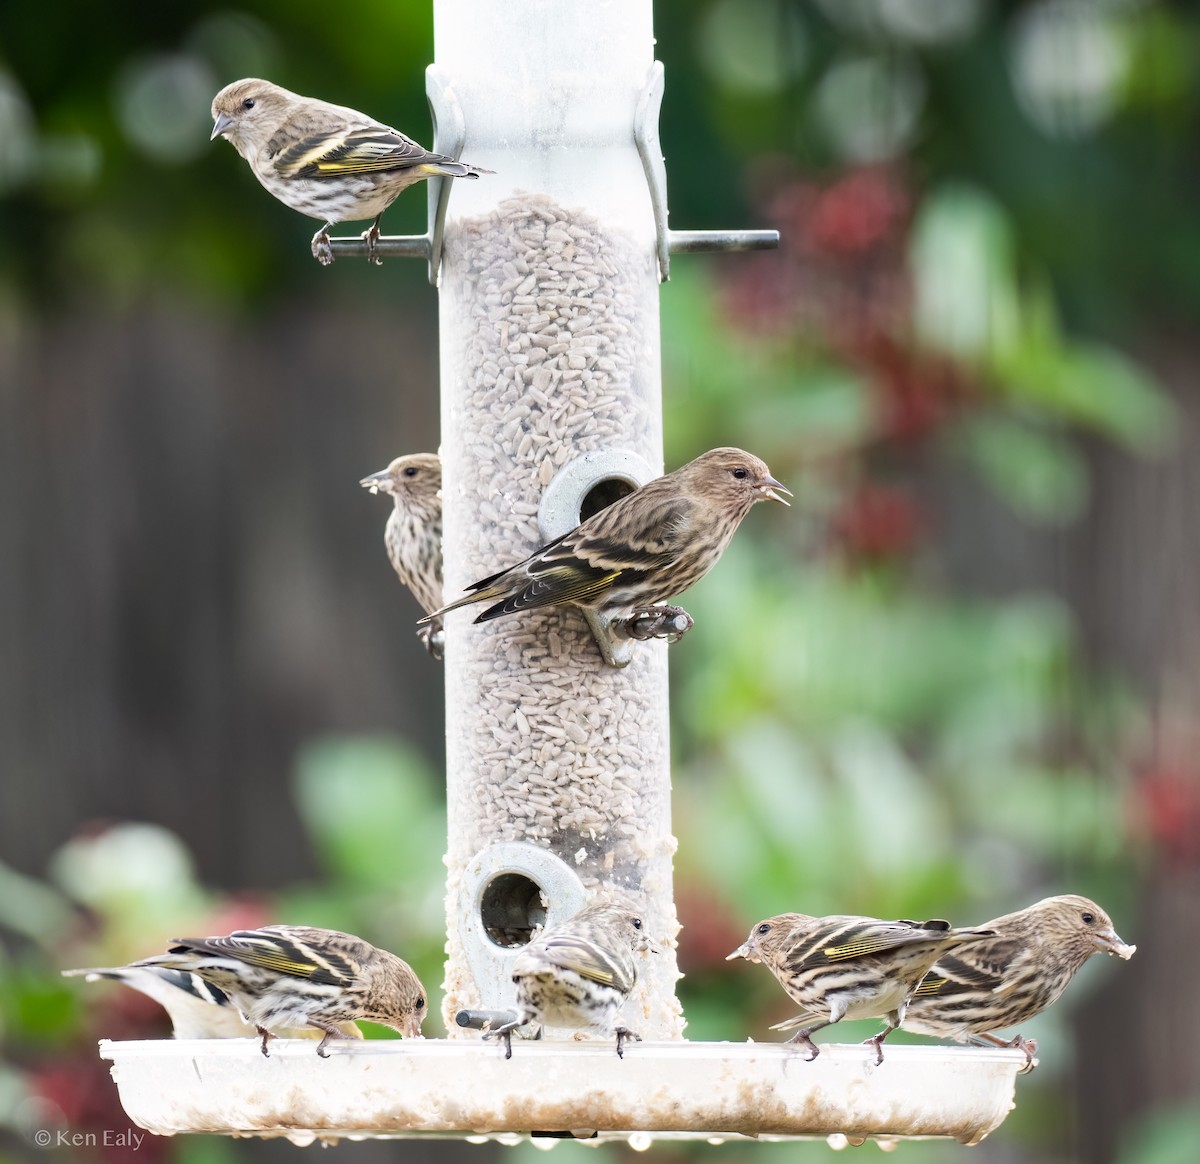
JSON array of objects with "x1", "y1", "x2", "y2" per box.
[
  {"x1": 242, "y1": 97, "x2": 256, "y2": 110},
  {"x1": 631, "y1": 917, "x2": 643, "y2": 930},
  {"x1": 1081, "y1": 912, "x2": 1095, "y2": 924},
  {"x1": 756, "y1": 923, "x2": 771, "y2": 935},
  {"x1": 732, "y1": 467, "x2": 749, "y2": 479},
  {"x1": 415, "y1": 996, "x2": 425, "y2": 1009},
  {"x1": 404, "y1": 466, "x2": 418, "y2": 477}
]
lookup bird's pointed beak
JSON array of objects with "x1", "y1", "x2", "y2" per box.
[
  {"x1": 359, "y1": 469, "x2": 392, "y2": 494},
  {"x1": 405, "y1": 1013, "x2": 424, "y2": 1038},
  {"x1": 759, "y1": 476, "x2": 792, "y2": 506},
  {"x1": 725, "y1": 942, "x2": 750, "y2": 961},
  {"x1": 211, "y1": 112, "x2": 235, "y2": 141},
  {"x1": 1093, "y1": 927, "x2": 1136, "y2": 960}
]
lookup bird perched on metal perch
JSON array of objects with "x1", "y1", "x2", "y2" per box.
[
  {"x1": 361, "y1": 453, "x2": 445, "y2": 659},
  {"x1": 728, "y1": 912, "x2": 995, "y2": 1064},
  {"x1": 422, "y1": 447, "x2": 790, "y2": 667},
  {"x1": 210, "y1": 79, "x2": 491, "y2": 265},
  {"x1": 125, "y1": 924, "x2": 426, "y2": 1056},
  {"x1": 483, "y1": 893, "x2": 659, "y2": 1059},
  {"x1": 902, "y1": 894, "x2": 1136, "y2": 1070}
]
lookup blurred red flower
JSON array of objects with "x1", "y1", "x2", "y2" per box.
[{"x1": 831, "y1": 483, "x2": 924, "y2": 564}]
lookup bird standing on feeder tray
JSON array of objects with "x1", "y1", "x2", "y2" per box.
[
  {"x1": 210, "y1": 79, "x2": 491, "y2": 265},
  {"x1": 361, "y1": 453, "x2": 444, "y2": 659},
  {"x1": 421, "y1": 447, "x2": 791, "y2": 667},
  {"x1": 61, "y1": 964, "x2": 363, "y2": 1043},
  {"x1": 728, "y1": 912, "x2": 995, "y2": 1064},
  {"x1": 902, "y1": 894, "x2": 1136, "y2": 1070},
  {"x1": 485, "y1": 894, "x2": 658, "y2": 1059},
  {"x1": 128, "y1": 924, "x2": 427, "y2": 1056}
]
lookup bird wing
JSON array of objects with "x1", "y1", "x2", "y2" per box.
[
  {"x1": 476, "y1": 495, "x2": 696, "y2": 620},
  {"x1": 274, "y1": 124, "x2": 441, "y2": 179},
  {"x1": 787, "y1": 917, "x2": 951, "y2": 968},
  {"x1": 527, "y1": 933, "x2": 635, "y2": 995},
  {"x1": 168, "y1": 927, "x2": 356, "y2": 987},
  {"x1": 421, "y1": 528, "x2": 618, "y2": 621},
  {"x1": 563, "y1": 493, "x2": 695, "y2": 575},
  {"x1": 911, "y1": 941, "x2": 1017, "y2": 999},
  {"x1": 423, "y1": 488, "x2": 695, "y2": 623},
  {"x1": 474, "y1": 560, "x2": 623, "y2": 619}
]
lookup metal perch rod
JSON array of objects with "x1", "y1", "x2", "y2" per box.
[{"x1": 324, "y1": 228, "x2": 779, "y2": 262}]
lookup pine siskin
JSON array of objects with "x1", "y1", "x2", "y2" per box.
[
  {"x1": 61, "y1": 964, "x2": 362, "y2": 1043},
  {"x1": 486, "y1": 893, "x2": 658, "y2": 1059},
  {"x1": 728, "y1": 912, "x2": 994, "y2": 1064},
  {"x1": 421, "y1": 447, "x2": 790, "y2": 665},
  {"x1": 131, "y1": 924, "x2": 426, "y2": 1056},
  {"x1": 902, "y1": 894, "x2": 1136, "y2": 1067},
  {"x1": 361, "y1": 453, "x2": 444, "y2": 659},
  {"x1": 210, "y1": 79, "x2": 491, "y2": 265}
]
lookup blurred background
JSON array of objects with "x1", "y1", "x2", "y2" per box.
[{"x1": 1, "y1": 1, "x2": 1198, "y2": 1163}]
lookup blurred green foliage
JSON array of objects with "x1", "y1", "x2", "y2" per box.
[
  {"x1": 1116, "y1": 1106, "x2": 1200, "y2": 1164},
  {"x1": 283, "y1": 736, "x2": 448, "y2": 1029}
]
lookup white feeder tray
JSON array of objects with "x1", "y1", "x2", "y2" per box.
[{"x1": 99, "y1": 1039, "x2": 1026, "y2": 1147}]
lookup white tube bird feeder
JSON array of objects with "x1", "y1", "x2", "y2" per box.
[
  {"x1": 99, "y1": 0, "x2": 1027, "y2": 1146},
  {"x1": 434, "y1": 0, "x2": 681, "y2": 1042}
]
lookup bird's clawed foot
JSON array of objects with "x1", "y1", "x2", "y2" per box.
[
  {"x1": 257, "y1": 1026, "x2": 274, "y2": 1057},
  {"x1": 621, "y1": 605, "x2": 695, "y2": 644},
  {"x1": 417, "y1": 620, "x2": 445, "y2": 661},
  {"x1": 586, "y1": 605, "x2": 697, "y2": 668},
  {"x1": 786, "y1": 1028, "x2": 821, "y2": 1062},
  {"x1": 313, "y1": 1022, "x2": 354, "y2": 1058},
  {"x1": 482, "y1": 1021, "x2": 519, "y2": 1060},
  {"x1": 974, "y1": 1030, "x2": 1038, "y2": 1072},
  {"x1": 1010, "y1": 1034, "x2": 1038, "y2": 1072},
  {"x1": 362, "y1": 217, "x2": 383, "y2": 265},
  {"x1": 614, "y1": 1026, "x2": 641, "y2": 1059},
  {"x1": 861, "y1": 1030, "x2": 891, "y2": 1066},
  {"x1": 995, "y1": 1033, "x2": 1038, "y2": 1072},
  {"x1": 311, "y1": 225, "x2": 335, "y2": 266}
]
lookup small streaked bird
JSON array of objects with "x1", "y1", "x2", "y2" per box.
[
  {"x1": 421, "y1": 447, "x2": 790, "y2": 665},
  {"x1": 210, "y1": 79, "x2": 491, "y2": 265},
  {"x1": 902, "y1": 894, "x2": 1136, "y2": 1067},
  {"x1": 61, "y1": 964, "x2": 362, "y2": 1043},
  {"x1": 361, "y1": 453, "x2": 444, "y2": 659},
  {"x1": 486, "y1": 894, "x2": 658, "y2": 1059},
  {"x1": 130, "y1": 925, "x2": 426, "y2": 1056},
  {"x1": 728, "y1": 912, "x2": 994, "y2": 1064}
]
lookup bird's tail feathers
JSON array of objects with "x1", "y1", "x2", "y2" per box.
[
  {"x1": 61, "y1": 966, "x2": 117, "y2": 981},
  {"x1": 129, "y1": 951, "x2": 197, "y2": 974},
  {"x1": 418, "y1": 585, "x2": 506, "y2": 625},
  {"x1": 768, "y1": 1012, "x2": 824, "y2": 1033},
  {"x1": 946, "y1": 927, "x2": 998, "y2": 948},
  {"x1": 62, "y1": 964, "x2": 234, "y2": 1008},
  {"x1": 420, "y1": 161, "x2": 493, "y2": 179}
]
